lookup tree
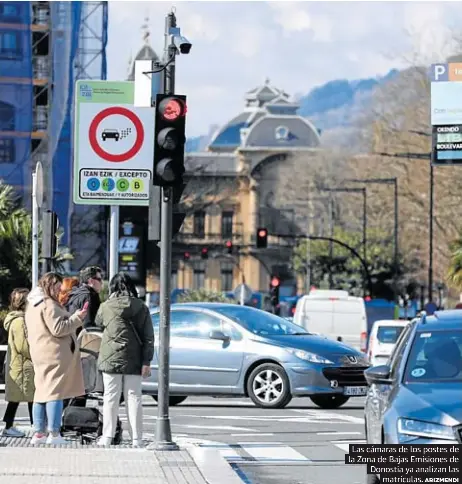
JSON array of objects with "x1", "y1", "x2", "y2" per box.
[
  {"x1": 178, "y1": 289, "x2": 235, "y2": 303},
  {"x1": 447, "y1": 233, "x2": 462, "y2": 290}
]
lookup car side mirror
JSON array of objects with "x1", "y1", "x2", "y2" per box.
[
  {"x1": 365, "y1": 364, "x2": 392, "y2": 386},
  {"x1": 209, "y1": 330, "x2": 230, "y2": 342}
]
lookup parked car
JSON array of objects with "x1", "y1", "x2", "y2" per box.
[
  {"x1": 293, "y1": 290, "x2": 367, "y2": 350},
  {"x1": 144, "y1": 303, "x2": 370, "y2": 409},
  {"x1": 364, "y1": 310, "x2": 462, "y2": 483},
  {"x1": 367, "y1": 319, "x2": 409, "y2": 366}
]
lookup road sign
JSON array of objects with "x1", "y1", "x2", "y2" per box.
[
  {"x1": 430, "y1": 63, "x2": 462, "y2": 166},
  {"x1": 73, "y1": 80, "x2": 155, "y2": 206},
  {"x1": 233, "y1": 283, "x2": 252, "y2": 305}
]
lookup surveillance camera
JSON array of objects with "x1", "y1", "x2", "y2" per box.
[{"x1": 173, "y1": 35, "x2": 192, "y2": 54}]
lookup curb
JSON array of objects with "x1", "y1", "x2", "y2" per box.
[{"x1": 186, "y1": 444, "x2": 245, "y2": 484}]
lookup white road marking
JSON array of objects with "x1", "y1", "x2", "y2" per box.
[
  {"x1": 231, "y1": 433, "x2": 274, "y2": 437},
  {"x1": 332, "y1": 439, "x2": 366, "y2": 452},
  {"x1": 180, "y1": 424, "x2": 256, "y2": 432},
  {"x1": 317, "y1": 431, "x2": 362, "y2": 436},
  {"x1": 238, "y1": 441, "x2": 311, "y2": 462}
]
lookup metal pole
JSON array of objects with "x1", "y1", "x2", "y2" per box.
[
  {"x1": 32, "y1": 172, "x2": 39, "y2": 288},
  {"x1": 428, "y1": 165, "x2": 434, "y2": 303},
  {"x1": 155, "y1": 10, "x2": 178, "y2": 451},
  {"x1": 108, "y1": 206, "x2": 119, "y2": 282},
  {"x1": 240, "y1": 284, "x2": 245, "y2": 305},
  {"x1": 328, "y1": 196, "x2": 334, "y2": 288},
  {"x1": 393, "y1": 178, "x2": 399, "y2": 304},
  {"x1": 362, "y1": 188, "x2": 367, "y2": 296},
  {"x1": 305, "y1": 203, "x2": 311, "y2": 293}
]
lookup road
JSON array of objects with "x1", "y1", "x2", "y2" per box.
[{"x1": 1, "y1": 395, "x2": 367, "y2": 484}]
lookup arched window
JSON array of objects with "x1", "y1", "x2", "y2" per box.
[{"x1": 0, "y1": 101, "x2": 15, "y2": 131}]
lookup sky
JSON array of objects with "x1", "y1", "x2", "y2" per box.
[{"x1": 107, "y1": 1, "x2": 462, "y2": 138}]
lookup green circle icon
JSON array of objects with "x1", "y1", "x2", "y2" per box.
[
  {"x1": 101, "y1": 178, "x2": 115, "y2": 191},
  {"x1": 132, "y1": 178, "x2": 143, "y2": 192},
  {"x1": 116, "y1": 178, "x2": 129, "y2": 192}
]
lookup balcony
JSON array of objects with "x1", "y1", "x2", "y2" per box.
[{"x1": 174, "y1": 223, "x2": 244, "y2": 247}]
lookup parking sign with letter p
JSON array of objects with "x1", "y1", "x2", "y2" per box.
[{"x1": 431, "y1": 63, "x2": 448, "y2": 82}]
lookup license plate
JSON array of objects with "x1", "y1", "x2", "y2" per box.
[{"x1": 343, "y1": 386, "x2": 367, "y2": 396}]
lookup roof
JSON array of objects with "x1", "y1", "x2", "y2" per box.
[
  {"x1": 416, "y1": 310, "x2": 462, "y2": 331},
  {"x1": 185, "y1": 153, "x2": 238, "y2": 176}
]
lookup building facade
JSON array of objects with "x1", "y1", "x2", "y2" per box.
[{"x1": 0, "y1": 1, "x2": 108, "y2": 270}]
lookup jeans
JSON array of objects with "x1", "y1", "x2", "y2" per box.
[
  {"x1": 102, "y1": 373, "x2": 142, "y2": 443},
  {"x1": 32, "y1": 400, "x2": 63, "y2": 434},
  {"x1": 2, "y1": 402, "x2": 33, "y2": 428}
]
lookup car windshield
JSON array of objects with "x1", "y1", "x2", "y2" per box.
[
  {"x1": 377, "y1": 326, "x2": 405, "y2": 344},
  {"x1": 404, "y1": 330, "x2": 462, "y2": 383},
  {"x1": 212, "y1": 306, "x2": 309, "y2": 336}
]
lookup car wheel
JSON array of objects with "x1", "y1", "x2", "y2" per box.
[
  {"x1": 366, "y1": 472, "x2": 380, "y2": 483},
  {"x1": 151, "y1": 395, "x2": 188, "y2": 406},
  {"x1": 310, "y1": 395, "x2": 350, "y2": 409},
  {"x1": 247, "y1": 363, "x2": 292, "y2": 409}
]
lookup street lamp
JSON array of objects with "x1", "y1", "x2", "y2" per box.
[
  {"x1": 320, "y1": 187, "x2": 367, "y2": 294},
  {"x1": 345, "y1": 177, "x2": 399, "y2": 304}
]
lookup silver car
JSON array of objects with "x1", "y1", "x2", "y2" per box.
[{"x1": 143, "y1": 303, "x2": 370, "y2": 409}]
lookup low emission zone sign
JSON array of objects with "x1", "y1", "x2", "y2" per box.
[
  {"x1": 73, "y1": 80, "x2": 155, "y2": 206},
  {"x1": 430, "y1": 63, "x2": 462, "y2": 166}
]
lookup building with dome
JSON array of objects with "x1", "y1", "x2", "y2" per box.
[{"x1": 119, "y1": 31, "x2": 325, "y2": 302}]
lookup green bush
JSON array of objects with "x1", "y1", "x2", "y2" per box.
[
  {"x1": 178, "y1": 289, "x2": 235, "y2": 304},
  {"x1": 0, "y1": 308, "x2": 9, "y2": 345}
]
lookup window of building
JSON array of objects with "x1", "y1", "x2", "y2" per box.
[
  {"x1": 221, "y1": 211, "x2": 233, "y2": 238},
  {"x1": 0, "y1": 138, "x2": 14, "y2": 163},
  {"x1": 0, "y1": 31, "x2": 21, "y2": 59},
  {"x1": 193, "y1": 211, "x2": 205, "y2": 237},
  {"x1": 0, "y1": 3, "x2": 20, "y2": 21},
  {"x1": 0, "y1": 102, "x2": 15, "y2": 131},
  {"x1": 193, "y1": 262, "x2": 205, "y2": 289},
  {"x1": 221, "y1": 262, "x2": 234, "y2": 292}
]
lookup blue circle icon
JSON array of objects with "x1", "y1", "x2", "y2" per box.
[
  {"x1": 87, "y1": 177, "x2": 100, "y2": 191},
  {"x1": 102, "y1": 178, "x2": 115, "y2": 191}
]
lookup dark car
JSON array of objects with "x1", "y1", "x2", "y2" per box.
[
  {"x1": 364, "y1": 310, "x2": 462, "y2": 483},
  {"x1": 101, "y1": 129, "x2": 119, "y2": 141},
  {"x1": 143, "y1": 303, "x2": 370, "y2": 409}
]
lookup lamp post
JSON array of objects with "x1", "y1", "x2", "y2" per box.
[
  {"x1": 321, "y1": 187, "x2": 367, "y2": 295},
  {"x1": 346, "y1": 177, "x2": 398, "y2": 303}
]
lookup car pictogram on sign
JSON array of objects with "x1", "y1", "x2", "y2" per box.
[{"x1": 101, "y1": 129, "x2": 120, "y2": 141}]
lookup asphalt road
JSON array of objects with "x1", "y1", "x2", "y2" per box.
[{"x1": 1, "y1": 395, "x2": 368, "y2": 484}]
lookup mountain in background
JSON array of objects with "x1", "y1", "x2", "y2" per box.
[{"x1": 185, "y1": 69, "x2": 400, "y2": 152}]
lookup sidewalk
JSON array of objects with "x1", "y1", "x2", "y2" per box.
[{"x1": 0, "y1": 431, "x2": 243, "y2": 484}]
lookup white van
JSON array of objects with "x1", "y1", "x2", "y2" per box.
[
  {"x1": 367, "y1": 319, "x2": 409, "y2": 366},
  {"x1": 293, "y1": 290, "x2": 367, "y2": 350}
]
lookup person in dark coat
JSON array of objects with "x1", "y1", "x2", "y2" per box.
[
  {"x1": 95, "y1": 272, "x2": 154, "y2": 448},
  {"x1": 66, "y1": 266, "x2": 103, "y2": 329}
]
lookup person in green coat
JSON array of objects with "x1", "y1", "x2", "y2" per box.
[
  {"x1": 95, "y1": 272, "x2": 154, "y2": 448},
  {"x1": 2, "y1": 288, "x2": 34, "y2": 437}
]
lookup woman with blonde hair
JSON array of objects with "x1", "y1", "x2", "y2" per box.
[
  {"x1": 25, "y1": 272, "x2": 88, "y2": 445},
  {"x1": 58, "y1": 277, "x2": 80, "y2": 307},
  {"x1": 1, "y1": 288, "x2": 34, "y2": 437}
]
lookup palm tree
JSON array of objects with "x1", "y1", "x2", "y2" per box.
[{"x1": 447, "y1": 233, "x2": 462, "y2": 290}]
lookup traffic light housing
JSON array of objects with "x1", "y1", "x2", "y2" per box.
[
  {"x1": 41, "y1": 210, "x2": 59, "y2": 259},
  {"x1": 225, "y1": 240, "x2": 233, "y2": 254},
  {"x1": 256, "y1": 228, "x2": 268, "y2": 248},
  {"x1": 153, "y1": 94, "x2": 187, "y2": 187},
  {"x1": 270, "y1": 276, "x2": 280, "y2": 308},
  {"x1": 201, "y1": 247, "x2": 209, "y2": 260}
]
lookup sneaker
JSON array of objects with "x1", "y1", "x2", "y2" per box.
[
  {"x1": 2, "y1": 427, "x2": 25, "y2": 438},
  {"x1": 97, "y1": 437, "x2": 112, "y2": 447},
  {"x1": 132, "y1": 439, "x2": 143, "y2": 448},
  {"x1": 31, "y1": 433, "x2": 47, "y2": 445},
  {"x1": 46, "y1": 434, "x2": 70, "y2": 446}
]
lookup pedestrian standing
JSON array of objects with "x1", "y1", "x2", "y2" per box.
[
  {"x1": 25, "y1": 272, "x2": 88, "y2": 445},
  {"x1": 1, "y1": 288, "x2": 34, "y2": 437},
  {"x1": 96, "y1": 272, "x2": 154, "y2": 448}
]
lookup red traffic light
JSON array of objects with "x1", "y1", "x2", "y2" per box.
[
  {"x1": 184, "y1": 251, "x2": 190, "y2": 260},
  {"x1": 258, "y1": 229, "x2": 267, "y2": 238},
  {"x1": 201, "y1": 247, "x2": 208, "y2": 254},
  {"x1": 225, "y1": 240, "x2": 232, "y2": 248},
  {"x1": 271, "y1": 277, "x2": 280, "y2": 287},
  {"x1": 159, "y1": 98, "x2": 185, "y2": 121}
]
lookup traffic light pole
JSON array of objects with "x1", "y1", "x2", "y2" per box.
[{"x1": 154, "y1": 10, "x2": 179, "y2": 452}]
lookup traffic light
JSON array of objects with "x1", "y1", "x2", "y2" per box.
[
  {"x1": 256, "y1": 228, "x2": 268, "y2": 248},
  {"x1": 41, "y1": 210, "x2": 59, "y2": 259},
  {"x1": 153, "y1": 93, "x2": 187, "y2": 187},
  {"x1": 201, "y1": 247, "x2": 209, "y2": 260},
  {"x1": 183, "y1": 251, "x2": 190, "y2": 261},
  {"x1": 270, "y1": 276, "x2": 280, "y2": 309},
  {"x1": 225, "y1": 240, "x2": 233, "y2": 254}
]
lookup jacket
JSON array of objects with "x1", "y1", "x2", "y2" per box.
[
  {"x1": 66, "y1": 284, "x2": 100, "y2": 328},
  {"x1": 3, "y1": 310, "x2": 35, "y2": 402},
  {"x1": 25, "y1": 287, "x2": 85, "y2": 402},
  {"x1": 96, "y1": 295, "x2": 154, "y2": 375}
]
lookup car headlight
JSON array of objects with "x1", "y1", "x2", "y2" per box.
[
  {"x1": 288, "y1": 349, "x2": 334, "y2": 364},
  {"x1": 397, "y1": 418, "x2": 456, "y2": 443}
]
